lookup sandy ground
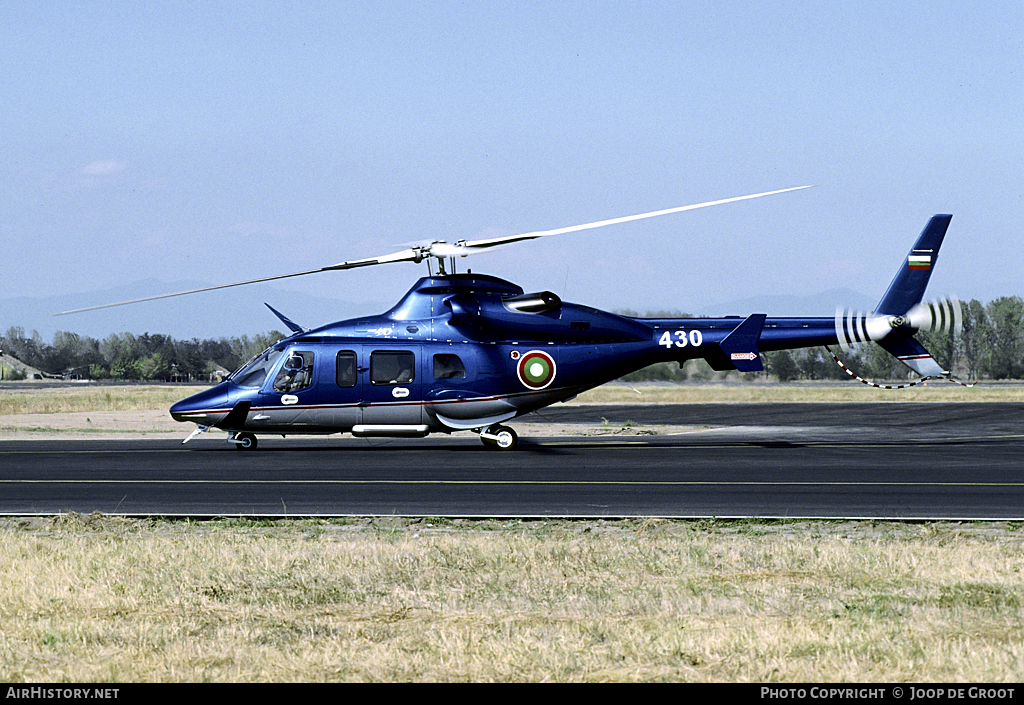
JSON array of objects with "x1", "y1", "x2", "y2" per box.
[{"x1": 0, "y1": 410, "x2": 701, "y2": 441}]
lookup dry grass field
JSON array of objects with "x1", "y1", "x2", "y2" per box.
[
  {"x1": 0, "y1": 385, "x2": 187, "y2": 416},
  {"x1": 1, "y1": 515, "x2": 1022, "y2": 682},
  {"x1": 1, "y1": 382, "x2": 1022, "y2": 682},
  {"x1": 577, "y1": 380, "x2": 1024, "y2": 403}
]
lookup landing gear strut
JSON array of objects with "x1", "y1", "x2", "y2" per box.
[{"x1": 479, "y1": 424, "x2": 518, "y2": 451}]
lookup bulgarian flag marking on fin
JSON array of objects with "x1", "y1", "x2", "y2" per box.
[{"x1": 908, "y1": 254, "x2": 931, "y2": 270}]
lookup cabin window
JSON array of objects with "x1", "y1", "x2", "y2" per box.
[
  {"x1": 336, "y1": 351, "x2": 357, "y2": 388},
  {"x1": 370, "y1": 351, "x2": 415, "y2": 385},
  {"x1": 272, "y1": 351, "x2": 315, "y2": 392},
  {"x1": 433, "y1": 353, "x2": 466, "y2": 380}
]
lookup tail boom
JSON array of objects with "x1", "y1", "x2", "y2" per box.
[{"x1": 634, "y1": 214, "x2": 958, "y2": 379}]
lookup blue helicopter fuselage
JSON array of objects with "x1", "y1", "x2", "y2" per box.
[{"x1": 169, "y1": 272, "x2": 840, "y2": 439}]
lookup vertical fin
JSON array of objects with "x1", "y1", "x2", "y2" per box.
[
  {"x1": 875, "y1": 336, "x2": 947, "y2": 377},
  {"x1": 875, "y1": 215, "x2": 952, "y2": 315}
]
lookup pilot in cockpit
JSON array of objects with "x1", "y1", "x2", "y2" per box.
[{"x1": 273, "y1": 354, "x2": 310, "y2": 392}]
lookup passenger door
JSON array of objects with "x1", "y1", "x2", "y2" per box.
[
  {"x1": 361, "y1": 345, "x2": 422, "y2": 425},
  {"x1": 314, "y1": 346, "x2": 364, "y2": 430}
]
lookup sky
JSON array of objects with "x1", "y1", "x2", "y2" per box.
[{"x1": 3, "y1": 1, "x2": 1023, "y2": 339}]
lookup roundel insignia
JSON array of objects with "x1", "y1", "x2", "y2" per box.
[{"x1": 517, "y1": 350, "x2": 556, "y2": 390}]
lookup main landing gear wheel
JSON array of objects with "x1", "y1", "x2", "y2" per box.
[
  {"x1": 233, "y1": 432, "x2": 258, "y2": 451},
  {"x1": 480, "y1": 425, "x2": 518, "y2": 451}
]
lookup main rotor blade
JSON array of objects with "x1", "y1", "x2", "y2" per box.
[
  {"x1": 54, "y1": 249, "x2": 424, "y2": 316},
  {"x1": 55, "y1": 185, "x2": 813, "y2": 315},
  {"x1": 457, "y1": 185, "x2": 816, "y2": 251}
]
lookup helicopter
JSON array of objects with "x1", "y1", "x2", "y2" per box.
[{"x1": 58, "y1": 186, "x2": 964, "y2": 450}]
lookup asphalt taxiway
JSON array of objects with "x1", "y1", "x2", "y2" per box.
[{"x1": 1, "y1": 402, "x2": 1022, "y2": 519}]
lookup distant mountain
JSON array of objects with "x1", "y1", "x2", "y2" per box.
[{"x1": 1, "y1": 280, "x2": 391, "y2": 341}]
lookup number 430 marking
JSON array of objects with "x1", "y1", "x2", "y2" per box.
[{"x1": 659, "y1": 330, "x2": 703, "y2": 349}]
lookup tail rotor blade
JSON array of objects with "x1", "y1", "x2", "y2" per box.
[
  {"x1": 935, "y1": 296, "x2": 963, "y2": 336},
  {"x1": 938, "y1": 299, "x2": 950, "y2": 334},
  {"x1": 836, "y1": 308, "x2": 873, "y2": 351},
  {"x1": 905, "y1": 296, "x2": 963, "y2": 334},
  {"x1": 835, "y1": 308, "x2": 851, "y2": 351},
  {"x1": 835, "y1": 309, "x2": 844, "y2": 351},
  {"x1": 951, "y1": 295, "x2": 963, "y2": 336},
  {"x1": 906, "y1": 301, "x2": 934, "y2": 330},
  {"x1": 836, "y1": 306, "x2": 917, "y2": 349}
]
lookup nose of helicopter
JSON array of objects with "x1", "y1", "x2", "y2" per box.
[{"x1": 169, "y1": 384, "x2": 232, "y2": 423}]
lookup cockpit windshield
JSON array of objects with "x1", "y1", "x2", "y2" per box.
[{"x1": 231, "y1": 348, "x2": 285, "y2": 388}]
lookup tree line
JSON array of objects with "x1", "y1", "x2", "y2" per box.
[
  {"x1": 0, "y1": 327, "x2": 284, "y2": 381},
  {"x1": 2, "y1": 296, "x2": 1022, "y2": 383}
]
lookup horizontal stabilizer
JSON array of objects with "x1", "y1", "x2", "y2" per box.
[{"x1": 710, "y1": 313, "x2": 766, "y2": 372}]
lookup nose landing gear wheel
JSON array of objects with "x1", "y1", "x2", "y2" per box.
[{"x1": 480, "y1": 425, "x2": 518, "y2": 451}]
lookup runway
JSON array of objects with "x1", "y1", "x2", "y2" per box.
[{"x1": 2, "y1": 402, "x2": 1023, "y2": 519}]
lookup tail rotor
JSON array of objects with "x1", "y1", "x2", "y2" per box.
[
  {"x1": 830, "y1": 215, "x2": 973, "y2": 387},
  {"x1": 831, "y1": 295, "x2": 974, "y2": 386},
  {"x1": 835, "y1": 295, "x2": 963, "y2": 351}
]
